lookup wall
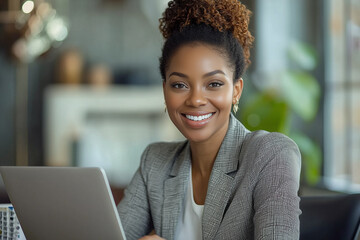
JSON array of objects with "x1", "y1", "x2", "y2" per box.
[{"x1": 0, "y1": 0, "x2": 166, "y2": 166}]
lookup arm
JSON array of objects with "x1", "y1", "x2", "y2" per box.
[
  {"x1": 253, "y1": 133, "x2": 302, "y2": 240},
  {"x1": 117, "y1": 146, "x2": 153, "y2": 240}
]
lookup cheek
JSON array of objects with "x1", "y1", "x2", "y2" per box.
[
  {"x1": 164, "y1": 91, "x2": 182, "y2": 111},
  {"x1": 209, "y1": 88, "x2": 234, "y2": 109}
]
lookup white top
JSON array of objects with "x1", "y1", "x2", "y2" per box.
[{"x1": 175, "y1": 169, "x2": 204, "y2": 240}]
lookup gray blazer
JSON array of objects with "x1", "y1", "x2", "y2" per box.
[{"x1": 117, "y1": 115, "x2": 301, "y2": 240}]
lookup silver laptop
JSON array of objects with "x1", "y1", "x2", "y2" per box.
[{"x1": 0, "y1": 167, "x2": 127, "y2": 240}]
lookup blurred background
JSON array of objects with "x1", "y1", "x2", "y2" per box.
[{"x1": 0, "y1": 0, "x2": 359, "y2": 201}]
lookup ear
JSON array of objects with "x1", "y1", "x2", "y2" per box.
[{"x1": 232, "y1": 78, "x2": 244, "y2": 103}]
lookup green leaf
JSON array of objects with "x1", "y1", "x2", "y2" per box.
[
  {"x1": 290, "y1": 132, "x2": 322, "y2": 185},
  {"x1": 280, "y1": 71, "x2": 320, "y2": 121},
  {"x1": 240, "y1": 91, "x2": 289, "y2": 134},
  {"x1": 288, "y1": 41, "x2": 318, "y2": 70}
]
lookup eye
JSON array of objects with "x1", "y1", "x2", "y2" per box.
[
  {"x1": 209, "y1": 82, "x2": 224, "y2": 88},
  {"x1": 171, "y1": 83, "x2": 187, "y2": 89}
]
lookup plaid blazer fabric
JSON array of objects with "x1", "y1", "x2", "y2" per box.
[{"x1": 117, "y1": 114, "x2": 301, "y2": 240}]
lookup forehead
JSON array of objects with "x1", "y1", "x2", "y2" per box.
[{"x1": 167, "y1": 43, "x2": 232, "y2": 77}]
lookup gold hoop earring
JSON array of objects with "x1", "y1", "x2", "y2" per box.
[{"x1": 164, "y1": 102, "x2": 167, "y2": 113}]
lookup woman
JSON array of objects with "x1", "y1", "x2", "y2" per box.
[{"x1": 117, "y1": 1, "x2": 301, "y2": 239}]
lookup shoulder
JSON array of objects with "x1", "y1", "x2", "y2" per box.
[
  {"x1": 142, "y1": 141, "x2": 188, "y2": 163},
  {"x1": 241, "y1": 130, "x2": 301, "y2": 171},
  {"x1": 245, "y1": 130, "x2": 300, "y2": 154},
  {"x1": 140, "y1": 140, "x2": 188, "y2": 173},
  {"x1": 143, "y1": 141, "x2": 187, "y2": 156}
]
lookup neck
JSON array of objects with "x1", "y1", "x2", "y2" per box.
[{"x1": 190, "y1": 118, "x2": 230, "y2": 177}]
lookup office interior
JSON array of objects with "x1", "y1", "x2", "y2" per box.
[{"x1": 0, "y1": 0, "x2": 359, "y2": 207}]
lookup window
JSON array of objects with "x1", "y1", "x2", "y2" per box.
[{"x1": 324, "y1": 0, "x2": 360, "y2": 191}]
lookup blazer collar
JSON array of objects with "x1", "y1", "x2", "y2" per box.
[
  {"x1": 212, "y1": 114, "x2": 250, "y2": 174},
  {"x1": 202, "y1": 114, "x2": 250, "y2": 240},
  {"x1": 169, "y1": 141, "x2": 190, "y2": 177},
  {"x1": 169, "y1": 114, "x2": 249, "y2": 177},
  {"x1": 162, "y1": 142, "x2": 191, "y2": 239}
]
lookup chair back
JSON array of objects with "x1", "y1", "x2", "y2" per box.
[{"x1": 300, "y1": 194, "x2": 360, "y2": 240}]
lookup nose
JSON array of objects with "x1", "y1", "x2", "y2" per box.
[{"x1": 185, "y1": 87, "x2": 207, "y2": 107}]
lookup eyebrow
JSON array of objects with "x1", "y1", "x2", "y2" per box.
[
  {"x1": 168, "y1": 70, "x2": 226, "y2": 79},
  {"x1": 168, "y1": 72, "x2": 188, "y2": 78},
  {"x1": 203, "y1": 70, "x2": 226, "y2": 78}
]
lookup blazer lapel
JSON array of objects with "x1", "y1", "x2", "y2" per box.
[
  {"x1": 202, "y1": 169, "x2": 234, "y2": 240},
  {"x1": 202, "y1": 115, "x2": 249, "y2": 240},
  {"x1": 162, "y1": 142, "x2": 191, "y2": 240}
]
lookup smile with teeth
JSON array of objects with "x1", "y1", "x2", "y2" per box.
[{"x1": 185, "y1": 113, "x2": 213, "y2": 121}]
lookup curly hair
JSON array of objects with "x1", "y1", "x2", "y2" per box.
[
  {"x1": 158, "y1": 0, "x2": 254, "y2": 82},
  {"x1": 159, "y1": 0, "x2": 254, "y2": 65}
]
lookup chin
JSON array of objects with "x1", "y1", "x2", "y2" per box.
[{"x1": 180, "y1": 129, "x2": 215, "y2": 143}]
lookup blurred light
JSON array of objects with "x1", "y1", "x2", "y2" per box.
[
  {"x1": 28, "y1": 15, "x2": 44, "y2": 36},
  {"x1": 11, "y1": 1, "x2": 69, "y2": 63},
  {"x1": 13, "y1": 36, "x2": 51, "y2": 62},
  {"x1": 46, "y1": 17, "x2": 68, "y2": 42},
  {"x1": 27, "y1": 36, "x2": 51, "y2": 60},
  {"x1": 22, "y1": 1, "x2": 35, "y2": 14},
  {"x1": 12, "y1": 39, "x2": 28, "y2": 61},
  {"x1": 36, "y1": 2, "x2": 52, "y2": 17}
]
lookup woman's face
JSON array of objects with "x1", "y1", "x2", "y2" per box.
[{"x1": 163, "y1": 43, "x2": 243, "y2": 143}]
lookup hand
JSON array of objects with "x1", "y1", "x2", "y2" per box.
[{"x1": 138, "y1": 234, "x2": 166, "y2": 240}]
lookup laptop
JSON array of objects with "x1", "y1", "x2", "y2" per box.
[{"x1": 0, "y1": 167, "x2": 127, "y2": 240}]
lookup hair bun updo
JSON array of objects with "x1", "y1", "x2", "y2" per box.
[{"x1": 159, "y1": 0, "x2": 254, "y2": 66}]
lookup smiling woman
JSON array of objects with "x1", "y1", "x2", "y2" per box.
[
  {"x1": 117, "y1": 1, "x2": 302, "y2": 240},
  {"x1": 163, "y1": 44, "x2": 242, "y2": 144}
]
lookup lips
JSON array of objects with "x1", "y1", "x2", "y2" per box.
[
  {"x1": 181, "y1": 112, "x2": 215, "y2": 128},
  {"x1": 185, "y1": 113, "x2": 213, "y2": 121}
]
